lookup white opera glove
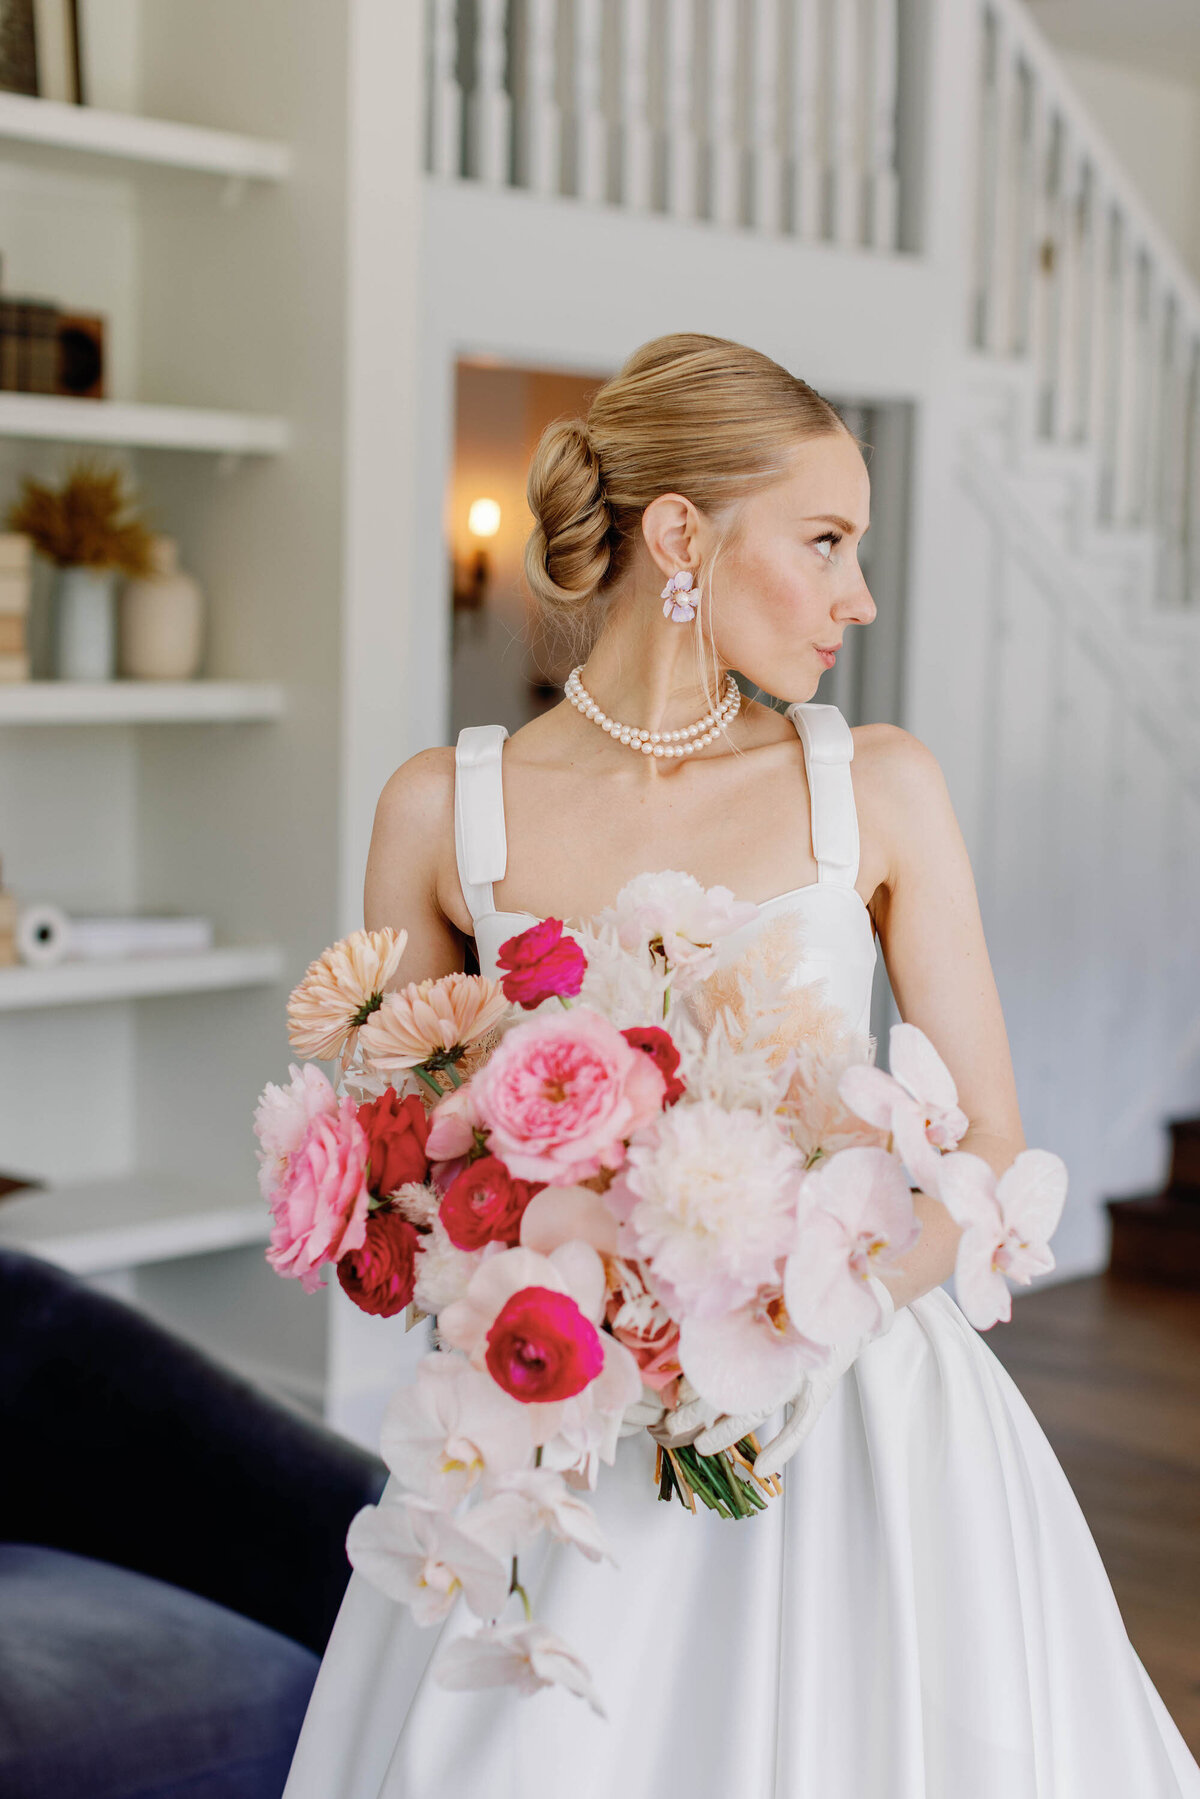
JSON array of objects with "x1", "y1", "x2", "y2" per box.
[
  {"x1": 647, "y1": 1378, "x2": 724, "y2": 1450},
  {"x1": 618, "y1": 1383, "x2": 668, "y2": 1439},
  {"x1": 748, "y1": 1278, "x2": 897, "y2": 1479}
]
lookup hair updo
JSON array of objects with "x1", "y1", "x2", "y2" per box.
[{"x1": 524, "y1": 333, "x2": 848, "y2": 645}]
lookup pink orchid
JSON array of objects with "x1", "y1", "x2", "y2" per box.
[
  {"x1": 470, "y1": 1006, "x2": 665, "y2": 1184},
  {"x1": 518, "y1": 1184, "x2": 619, "y2": 1257},
  {"x1": 379, "y1": 1353, "x2": 536, "y2": 1503},
  {"x1": 475, "y1": 1467, "x2": 615, "y2": 1563},
  {"x1": 436, "y1": 1620, "x2": 606, "y2": 1715},
  {"x1": 938, "y1": 1148, "x2": 1067, "y2": 1328},
  {"x1": 783, "y1": 1146, "x2": 921, "y2": 1344},
  {"x1": 838, "y1": 1022, "x2": 969, "y2": 1195},
  {"x1": 678, "y1": 1293, "x2": 829, "y2": 1416},
  {"x1": 345, "y1": 1494, "x2": 512, "y2": 1626}
]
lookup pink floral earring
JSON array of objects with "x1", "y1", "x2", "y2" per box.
[{"x1": 661, "y1": 568, "x2": 699, "y2": 623}]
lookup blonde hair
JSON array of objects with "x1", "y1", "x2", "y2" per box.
[{"x1": 524, "y1": 333, "x2": 848, "y2": 647}]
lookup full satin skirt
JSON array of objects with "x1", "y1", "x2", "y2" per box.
[{"x1": 284, "y1": 1286, "x2": 1200, "y2": 1799}]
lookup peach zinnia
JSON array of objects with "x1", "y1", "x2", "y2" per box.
[
  {"x1": 287, "y1": 927, "x2": 409, "y2": 1062},
  {"x1": 359, "y1": 973, "x2": 509, "y2": 1072}
]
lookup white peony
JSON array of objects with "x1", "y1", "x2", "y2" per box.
[
  {"x1": 599, "y1": 870, "x2": 758, "y2": 992},
  {"x1": 619, "y1": 1099, "x2": 805, "y2": 1318}
]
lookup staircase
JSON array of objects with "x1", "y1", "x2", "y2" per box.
[
  {"x1": 949, "y1": 0, "x2": 1200, "y2": 1279},
  {"x1": 1108, "y1": 1119, "x2": 1200, "y2": 1289}
]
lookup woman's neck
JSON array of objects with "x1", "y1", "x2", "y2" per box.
[{"x1": 578, "y1": 597, "x2": 727, "y2": 739}]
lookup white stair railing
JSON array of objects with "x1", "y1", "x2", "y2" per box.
[
  {"x1": 423, "y1": 0, "x2": 904, "y2": 252},
  {"x1": 973, "y1": 0, "x2": 1200, "y2": 608}
]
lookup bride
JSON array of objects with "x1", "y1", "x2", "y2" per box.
[{"x1": 284, "y1": 334, "x2": 1200, "y2": 1796}]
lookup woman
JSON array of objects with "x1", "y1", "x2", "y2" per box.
[{"x1": 285, "y1": 335, "x2": 1200, "y2": 1796}]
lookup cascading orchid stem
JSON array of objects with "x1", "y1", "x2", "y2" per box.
[{"x1": 509, "y1": 1557, "x2": 532, "y2": 1622}]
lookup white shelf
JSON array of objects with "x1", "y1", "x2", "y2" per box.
[
  {"x1": 0, "y1": 393, "x2": 290, "y2": 453},
  {"x1": 0, "y1": 1169, "x2": 270, "y2": 1275},
  {"x1": 0, "y1": 944, "x2": 286, "y2": 1011},
  {"x1": 0, "y1": 92, "x2": 290, "y2": 181},
  {"x1": 0, "y1": 680, "x2": 286, "y2": 724}
]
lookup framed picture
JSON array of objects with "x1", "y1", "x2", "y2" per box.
[{"x1": 32, "y1": 0, "x2": 81, "y2": 103}]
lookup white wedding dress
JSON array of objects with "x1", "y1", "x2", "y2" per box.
[{"x1": 284, "y1": 703, "x2": 1200, "y2": 1799}]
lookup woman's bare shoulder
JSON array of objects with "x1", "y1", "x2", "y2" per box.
[
  {"x1": 366, "y1": 747, "x2": 459, "y2": 919},
  {"x1": 850, "y1": 723, "x2": 961, "y2": 887}
]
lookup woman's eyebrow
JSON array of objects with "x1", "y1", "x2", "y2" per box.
[{"x1": 804, "y1": 513, "x2": 861, "y2": 534}]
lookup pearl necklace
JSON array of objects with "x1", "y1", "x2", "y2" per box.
[{"x1": 564, "y1": 666, "x2": 741, "y2": 757}]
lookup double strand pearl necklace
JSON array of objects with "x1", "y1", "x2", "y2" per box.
[{"x1": 564, "y1": 665, "x2": 741, "y2": 757}]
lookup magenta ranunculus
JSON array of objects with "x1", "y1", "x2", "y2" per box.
[
  {"x1": 621, "y1": 1026, "x2": 686, "y2": 1107},
  {"x1": 266, "y1": 1095, "x2": 370, "y2": 1293},
  {"x1": 484, "y1": 1284, "x2": 605, "y2": 1403},
  {"x1": 470, "y1": 1007, "x2": 665, "y2": 1185},
  {"x1": 496, "y1": 918, "x2": 587, "y2": 1009}
]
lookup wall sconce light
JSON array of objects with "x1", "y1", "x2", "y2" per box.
[{"x1": 453, "y1": 496, "x2": 501, "y2": 612}]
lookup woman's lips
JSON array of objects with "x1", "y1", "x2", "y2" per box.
[{"x1": 816, "y1": 646, "x2": 838, "y2": 669}]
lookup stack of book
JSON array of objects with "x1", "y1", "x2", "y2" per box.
[
  {"x1": 0, "y1": 534, "x2": 32, "y2": 680},
  {"x1": 0, "y1": 300, "x2": 105, "y2": 397},
  {"x1": 65, "y1": 914, "x2": 216, "y2": 960}
]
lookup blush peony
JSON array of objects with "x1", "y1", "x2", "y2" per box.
[
  {"x1": 496, "y1": 918, "x2": 587, "y2": 1009},
  {"x1": 470, "y1": 1006, "x2": 665, "y2": 1184},
  {"x1": 266, "y1": 1095, "x2": 371, "y2": 1293},
  {"x1": 485, "y1": 1286, "x2": 606, "y2": 1403},
  {"x1": 337, "y1": 1211, "x2": 421, "y2": 1317},
  {"x1": 357, "y1": 1088, "x2": 430, "y2": 1197},
  {"x1": 253, "y1": 1061, "x2": 340, "y2": 1202},
  {"x1": 439, "y1": 1156, "x2": 540, "y2": 1251}
]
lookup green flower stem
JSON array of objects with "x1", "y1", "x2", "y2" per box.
[
  {"x1": 444, "y1": 1062, "x2": 464, "y2": 1089},
  {"x1": 411, "y1": 1065, "x2": 445, "y2": 1102}
]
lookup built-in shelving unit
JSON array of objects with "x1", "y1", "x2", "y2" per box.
[
  {"x1": 0, "y1": 679, "x2": 285, "y2": 724},
  {"x1": 0, "y1": 394, "x2": 289, "y2": 453},
  {"x1": 0, "y1": 944, "x2": 285, "y2": 1011},
  {"x1": 0, "y1": 45, "x2": 309, "y2": 1392},
  {"x1": 0, "y1": 90, "x2": 291, "y2": 181},
  {"x1": 0, "y1": 1169, "x2": 269, "y2": 1276}
]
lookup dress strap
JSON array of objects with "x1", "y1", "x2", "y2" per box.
[
  {"x1": 454, "y1": 725, "x2": 509, "y2": 922},
  {"x1": 784, "y1": 702, "x2": 860, "y2": 889}
]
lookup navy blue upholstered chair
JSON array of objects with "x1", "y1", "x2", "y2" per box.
[{"x1": 0, "y1": 1246, "x2": 387, "y2": 1799}]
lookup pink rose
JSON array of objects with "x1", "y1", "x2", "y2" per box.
[
  {"x1": 470, "y1": 1007, "x2": 666, "y2": 1184},
  {"x1": 496, "y1": 919, "x2": 587, "y2": 1009},
  {"x1": 266, "y1": 1095, "x2": 370, "y2": 1292},
  {"x1": 426, "y1": 1083, "x2": 484, "y2": 1191},
  {"x1": 485, "y1": 1285, "x2": 605, "y2": 1403}
]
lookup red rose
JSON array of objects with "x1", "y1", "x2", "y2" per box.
[
  {"x1": 621, "y1": 1026, "x2": 685, "y2": 1107},
  {"x1": 496, "y1": 918, "x2": 586, "y2": 1009},
  {"x1": 356, "y1": 1089, "x2": 429, "y2": 1197},
  {"x1": 484, "y1": 1285, "x2": 605, "y2": 1403},
  {"x1": 439, "y1": 1155, "x2": 540, "y2": 1250},
  {"x1": 336, "y1": 1211, "x2": 420, "y2": 1317}
]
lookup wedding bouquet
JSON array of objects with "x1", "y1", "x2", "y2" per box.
[{"x1": 253, "y1": 873, "x2": 1067, "y2": 1713}]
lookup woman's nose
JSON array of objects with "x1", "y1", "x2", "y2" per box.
[{"x1": 836, "y1": 569, "x2": 876, "y2": 626}]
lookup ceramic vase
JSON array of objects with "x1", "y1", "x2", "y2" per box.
[
  {"x1": 53, "y1": 565, "x2": 118, "y2": 680},
  {"x1": 118, "y1": 536, "x2": 204, "y2": 680}
]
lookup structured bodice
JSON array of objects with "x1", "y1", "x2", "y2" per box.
[{"x1": 456, "y1": 702, "x2": 878, "y2": 1042}]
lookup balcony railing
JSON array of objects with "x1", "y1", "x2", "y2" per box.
[{"x1": 425, "y1": 0, "x2": 903, "y2": 251}]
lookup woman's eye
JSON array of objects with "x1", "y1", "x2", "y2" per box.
[{"x1": 813, "y1": 531, "x2": 843, "y2": 561}]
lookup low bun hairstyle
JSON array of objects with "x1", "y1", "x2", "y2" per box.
[{"x1": 524, "y1": 332, "x2": 847, "y2": 647}]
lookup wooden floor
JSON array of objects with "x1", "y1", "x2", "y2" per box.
[{"x1": 988, "y1": 1274, "x2": 1200, "y2": 1758}]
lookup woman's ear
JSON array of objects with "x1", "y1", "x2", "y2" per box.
[{"x1": 641, "y1": 492, "x2": 702, "y2": 579}]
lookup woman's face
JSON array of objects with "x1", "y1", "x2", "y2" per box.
[{"x1": 704, "y1": 430, "x2": 875, "y2": 701}]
